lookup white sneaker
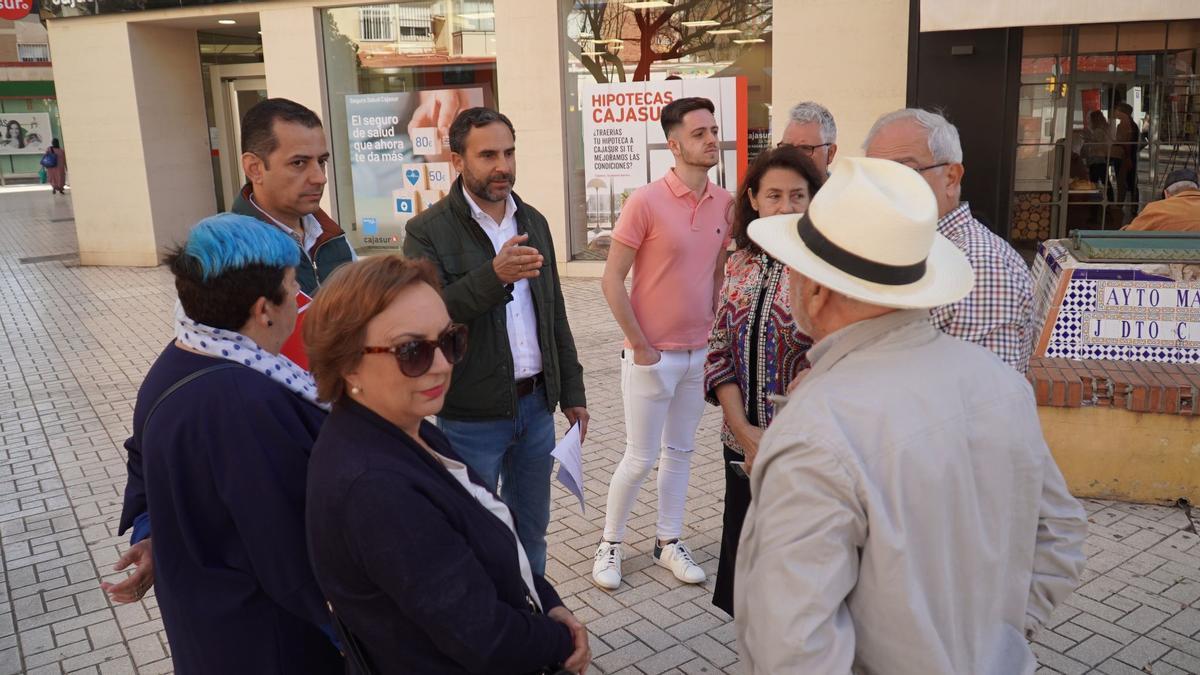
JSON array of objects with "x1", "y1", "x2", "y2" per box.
[
  {"x1": 592, "y1": 541, "x2": 623, "y2": 590},
  {"x1": 654, "y1": 539, "x2": 706, "y2": 584}
]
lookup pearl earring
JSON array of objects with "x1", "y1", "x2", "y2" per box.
[{"x1": 350, "y1": 385, "x2": 362, "y2": 395}]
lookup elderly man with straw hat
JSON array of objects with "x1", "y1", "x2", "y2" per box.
[{"x1": 733, "y1": 157, "x2": 1087, "y2": 674}]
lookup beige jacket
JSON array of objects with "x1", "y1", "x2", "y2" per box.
[{"x1": 735, "y1": 310, "x2": 1087, "y2": 675}]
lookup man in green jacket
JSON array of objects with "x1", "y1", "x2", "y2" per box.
[
  {"x1": 403, "y1": 107, "x2": 587, "y2": 575},
  {"x1": 233, "y1": 98, "x2": 355, "y2": 296}
]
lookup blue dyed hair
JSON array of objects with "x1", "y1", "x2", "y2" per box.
[{"x1": 181, "y1": 213, "x2": 300, "y2": 281}]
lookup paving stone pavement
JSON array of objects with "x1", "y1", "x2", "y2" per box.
[{"x1": 0, "y1": 188, "x2": 1198, "y2": 675}]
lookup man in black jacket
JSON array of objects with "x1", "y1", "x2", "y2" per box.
[{"x1": 403, "y1": 108, "x2": 587, "y2": 575}]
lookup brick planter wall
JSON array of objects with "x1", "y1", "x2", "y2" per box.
[
  {"x1": 1027, "y1": 358, "x2": 1198, "y2": 414},
  {"x1": 1027, "y1": 357, "x2": 1200, "y2": 504}
]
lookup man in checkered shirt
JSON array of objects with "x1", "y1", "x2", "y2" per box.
[{"x1": 865, "y1": 108, "x2": 1035, "y2": 372}]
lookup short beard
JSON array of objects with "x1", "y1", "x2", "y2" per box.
[{"x1": 462, "y1": 167, "x2": 514, "y2": 203}]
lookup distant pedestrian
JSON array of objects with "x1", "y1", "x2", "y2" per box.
[
  {"x1": 704, "y1": 145, "x2": 824, "y2": 616},
  {"x1": 736, "y1": 157, "x2": 1087, "y2": 674},
  {"x1": 44, "y1": 138, "x2": 67, "y2": 194},
  {"x1": 593, "y1": 96, "x2": 733, "y2": 591},
  {"x1": 1084, "y1": 110, "x2": 1114, "y2": 200},
  {"x1": 1113, "y1": 102, "x2": 1140, "y2": 209}
]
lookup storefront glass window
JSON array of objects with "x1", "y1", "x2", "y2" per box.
[
  {"x1": 321, "y1": 1, "x2": 498, "y2": 253},
  {"x1": 1010, "y1": 20, "x2": 1200, "y2": 251},
  {"x1": 559, "y1": 0, "x2": 773, "y2": 261}
]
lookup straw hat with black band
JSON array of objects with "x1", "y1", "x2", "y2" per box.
[{"x1": 747, "y1": 156, "x2": 975, "y2": 310}]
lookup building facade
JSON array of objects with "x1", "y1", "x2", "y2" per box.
[
  {"x1": 1, "y1": 14, "x2": 57, "y2": 185},
  {"x1": 43, "y1": 0, "x2": 1199, "y2": 271}
]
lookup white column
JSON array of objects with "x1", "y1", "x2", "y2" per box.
[
  {"x1": 49, "y1": 18, "x2": 215, "y2": 266},
  {"x1": 772, "y1": 0, "x2": 911, "y2": 159},
  {"x1": 259, "y1": 6, "x2": 339, "y2": 219},
  {"x1": 494, "y1": 0, "x2": 571, "y2": 267}
]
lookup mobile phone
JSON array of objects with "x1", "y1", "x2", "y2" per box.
[{"x1": 730, "y1": 461, "x2": 749, "y2": 479}]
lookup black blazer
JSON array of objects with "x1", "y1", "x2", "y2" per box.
[{"x1": 305, "y1": 399, "x2": 574, "y2": 674}]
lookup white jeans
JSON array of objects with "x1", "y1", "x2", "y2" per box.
[{"x1": 603, "y1": 348, "x2": 707, "y2": 542}]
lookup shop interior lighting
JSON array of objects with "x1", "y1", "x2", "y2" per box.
[
  {"x1": 581, "y1": 51, "x2": 608, "y2": 56},
  {"x1": 594, "y1": 38, "x2": 625, "y2": 44},
  {"x1": 624, "y1": 1, "x2": 673, "y2": 9},
  {"x1": 706, "y1": 28, "x2": 742, "y2": 35},
  {"x1": 680, "y1": 20, "x2": 719, "y2": 27},
  {"x1": 217, "y1": 19, "x2": 236, "y2": 24},
  {"x1": 732, "y1": 38, "x2": 765, "y2": 44}
]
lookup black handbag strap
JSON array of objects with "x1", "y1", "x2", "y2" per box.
[
  {"x1": 141, "y1": 363, "x2": 239, "y2": 439},
  {"x1": 327, "y1": 601, "x2": 376, "y2": 674}
]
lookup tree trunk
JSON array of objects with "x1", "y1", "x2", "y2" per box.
[{"x1": 634, "y1": 39, "x2": 655, "y2": 81}]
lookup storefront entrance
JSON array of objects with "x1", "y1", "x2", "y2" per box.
[
  {"x1": 1011, "y1": 21, "x2": 1199, "y2": 249},
  {"x1": 209, "y1": 63, "x2": 267, "y2": 209},
  {"x1": 911, "y1": 19, "x2": 1198, "y2": 257},
  {"x1": 196, "y1": 25, "x2": 266, "y2": 211}
]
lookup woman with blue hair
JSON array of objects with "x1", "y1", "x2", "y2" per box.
[{"x1": 109, "y1": 213, "x2": 342, "y2": 674}]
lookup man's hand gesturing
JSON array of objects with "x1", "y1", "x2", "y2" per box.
[{"x1": 493, "y1": 234, "x2": 543, "y2": 285}]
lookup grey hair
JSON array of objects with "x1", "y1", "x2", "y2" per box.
[
  {"x1": 788, "y1": 101, "x2": 837, "y2": 144},
  {"x1": 1166, "y1": 180, "x2": 1199, "y2": 196},
  {"x1": 863, "y1": 108, "x2": 963, "y2": 164}
]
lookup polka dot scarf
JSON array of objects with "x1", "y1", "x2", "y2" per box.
[{"x1": 175, "y1": 312, "x2": 329, "y2": 411}]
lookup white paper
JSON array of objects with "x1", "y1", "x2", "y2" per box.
[{"x1": 551, "y1": 422, "x2": 585, "y2": 514}]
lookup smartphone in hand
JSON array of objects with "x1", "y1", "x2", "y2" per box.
[{"x1": 730, "y1": 461, "x2": 749, "y2": 480}]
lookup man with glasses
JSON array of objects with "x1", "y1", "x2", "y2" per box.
[
  {"x1": 403, "y1": 107, "x2": 588, "y2": 577},
  {"x1": 865, "y1": 108, "x2": 1036, "y2": 372},
  {"x1": 779, "y1": 101, "x2": 838, "y2": 174}
]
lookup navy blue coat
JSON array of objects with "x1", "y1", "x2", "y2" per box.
[
  {"x1": 306, "y1": 399, "x2": 575, "y2": 674},
  {"x1": 120, "y1": 344, "x2": 341, "y2": 675}
]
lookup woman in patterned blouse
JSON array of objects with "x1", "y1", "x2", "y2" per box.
[{"x1": 704, "y1": 146, "x2": 825, "y2": 616}]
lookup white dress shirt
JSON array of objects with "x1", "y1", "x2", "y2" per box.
[
  {"x1": 461, "y1": 187, "x2": 542, "y2": 380},
  {"x1": 735, "y1": 310, "x2": 1087, "y2": 675}
]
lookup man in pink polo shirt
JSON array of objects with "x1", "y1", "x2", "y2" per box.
[{"x1": 594, "y1": 97, "x2": 733, "y2": 590}]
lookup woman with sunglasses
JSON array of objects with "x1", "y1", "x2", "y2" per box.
[
  {"x1": 304, "y1": 254, "x2": 590, "y2": 675},
  {"x1": 111, "y1": 214, "x2": 342, "y2": 674}
]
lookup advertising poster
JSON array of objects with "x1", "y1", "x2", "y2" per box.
[
  {"x1": 345, "y1": 87, "x2": 487, "y2": 248},
  {"x1": 0, "y1": 113, "x2": 52, "y2": 156},
  {"x1": 581, "y1": 77, "x2": 746, "y2": 245}
]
